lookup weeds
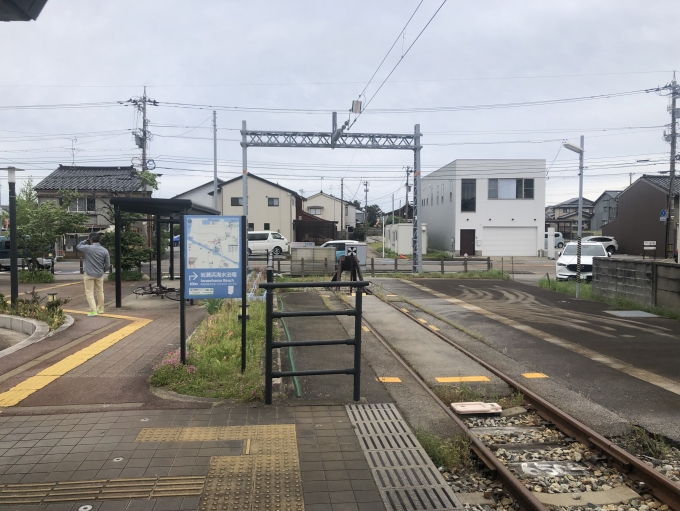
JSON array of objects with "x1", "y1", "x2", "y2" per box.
[
  {"x1": 149, "y1": 299, "x2": 270, "y2": 401},
  {"x1": 434, "y1": 383, "x2": 524, "y2": 409},
  {"x1": 537, "y1": 277, "x2": 680, "y2": 321},
  {"x1": 204, "y1": 298, "x2": 225, "y2": 315},
  {"x1": 0, "y1": 288, "x2": 70, "y2": 330},
  {"x1": 617, "y1": 426, "x2": 671, "y2": 459},
  {"x1": 414, "y1": 429, "x2": 473, "y2": 470},
  {"x1": 18, "y1": 270, "x2": 55, "y2": 284}
]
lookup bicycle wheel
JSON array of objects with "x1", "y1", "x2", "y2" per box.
[
  {"x1": 133, "y1": 286, "x2": 151, "y2": 296},
  {"x1": 165, "y1": 290, "x2": 181, "y2": 301}
]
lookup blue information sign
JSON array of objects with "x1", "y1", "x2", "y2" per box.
[{"x1": 183, "y1": 215, "x2": 242, "y2": 299}]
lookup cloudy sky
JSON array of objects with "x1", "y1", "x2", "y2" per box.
[{"x1": 1, "y1": 0, "x2": 677, "y2": 212}]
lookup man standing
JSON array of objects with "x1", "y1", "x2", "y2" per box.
[{"x1": 76, "y1": 232, "x2": 110, "y2": 316}]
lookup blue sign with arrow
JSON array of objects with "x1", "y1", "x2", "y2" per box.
[{"x1": 183, "y1": 215, "x2": 242, "y2": 299}]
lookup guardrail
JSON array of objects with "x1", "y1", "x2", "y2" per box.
[{"x1": 259, "y1": 261, "x2": 369, "y2": 404}]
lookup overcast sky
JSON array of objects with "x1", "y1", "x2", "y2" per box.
[{"x1": 1, "y1": 0, "x2": 677, "y2": 211}]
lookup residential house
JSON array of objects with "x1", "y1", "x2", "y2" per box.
[
  {"x1": 603, "y1": 175, "x2": 678, "y2": 256},
  {"x1": 304, "y1": 192, "x2": 358, "y2": 230},
  {"x1": 421, "y1": 159, "x2": 546, "y2": 256},
  {"x1": 173, "y1": 178, "x2": 226, "y2": 210},
  {"x1": 216, "y1": 173, "x2": 303, "y2": 242},
  {"x1": 545, "y1": 197, "x2": 594, "y2": 239},
  {"x1": 34, "y1": 165, "x2": 151, "y2": 258},
  {"x1": 591, "y1": 190, "x2": 621, "y2": 231}
]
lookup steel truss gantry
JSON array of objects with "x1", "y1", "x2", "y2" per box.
[{"x1": 241, "y1": 116, "x2": 423, "y2": 273}]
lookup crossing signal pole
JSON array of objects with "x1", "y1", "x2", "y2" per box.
[{"x1": 404, "y1": 166, "x2": 412, "y2": 220}]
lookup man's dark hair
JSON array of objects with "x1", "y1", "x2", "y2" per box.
[{"x1": 89, "y1": 232, "x2": 102, "y2": 243}]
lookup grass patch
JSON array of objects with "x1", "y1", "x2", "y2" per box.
[
  {"x1": 617, "y1": 426, "x2": 671, "y2": 459},
  {"x1": 423, "y1": 249, "x2": 450, "y2": 260},
  {"x1": 108, "y1": 270, "x2": 146, "y2": 281},
  {"x1": 434, "y1": 383, "x2": 524, "y2": 409},
  {"x1": 414, "y1": 429, "x2": 473, "y2": 470},
  {"x1": 0, "y1": 288, "x2": 70, "y2": 330},
  {"x1": 18, "y1": 270, "x2": 55, "y2": 284},
  {"x1": 149, "y1": 299, "x2": 270, "y2": 401},
  {"x1": 368, "y1": 242, "x2": 399, "y2": 259},
  {"x1": 537, "y1": 277, "x2": 680, "y2": 321}
]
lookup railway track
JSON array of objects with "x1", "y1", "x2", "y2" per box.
[{"x1": 349, "y1": 289, "x2": 680, "y2": 511}]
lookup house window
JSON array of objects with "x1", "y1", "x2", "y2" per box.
[
  {"x1": 231, "y1": 197, "x2": 243, "y2": 206},
  {"x1": 345, "y1": 205, "x2": 348, "y2": 215},
  {"x1": 308, "y1": 207, "x2": 322, "y2": 215},
  {"x1": 248, "y1": 223, "x2": 254, "y2": 231},
  {"x1": 268, "y1": 197, "x2": 279, "y2": 207},
  {"x1": 461, "y1": 179, "x2": 476, "y2": 212},
  {"x1": 68, "y1": 197, "x2": 95, "y2": 212},
  {"x1": 264, "y1": 223, "x2": 270, "y2": 230},
  {"x1": 488, "y1": 178, "x2": 534, "y2": 199}
]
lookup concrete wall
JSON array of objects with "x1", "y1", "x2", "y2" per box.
[{"x1": 592, "y1": 258, "x2": 680, "y2": 311}]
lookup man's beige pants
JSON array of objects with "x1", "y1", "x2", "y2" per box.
[{"x1": 84, "y1": 275, "x2": 105, "y2": 312}]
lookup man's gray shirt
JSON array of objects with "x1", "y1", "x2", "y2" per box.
[{"x1": 76, "y1": 241, "x2": 110, "y2": 278}]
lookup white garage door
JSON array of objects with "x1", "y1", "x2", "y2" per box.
[{"x1": 482, "y1": 227, "x2": 537, "y2": 256}]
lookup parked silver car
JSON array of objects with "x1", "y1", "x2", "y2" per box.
[
  {"x1": 582, "y1": 235, "x2": 618, "y2": 255},
  {"x1": 555, "y1": 242, "x2": 608, "y2": 281}
]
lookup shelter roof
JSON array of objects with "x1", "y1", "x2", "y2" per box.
[{"x1": 110, "y1": 197, "x2": 220, "y2": 217}]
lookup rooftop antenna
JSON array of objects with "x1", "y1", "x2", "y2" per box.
[{"x1": 67, "y1": 138, "x2": 81, "y2": 167}]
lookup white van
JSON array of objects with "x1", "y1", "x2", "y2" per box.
[
  {"x1": 544, "y1": 232, "x2": 565, "y2": 249},
  {"x1": 247, "y1": 231, "x2": 289, "y2": 255}
]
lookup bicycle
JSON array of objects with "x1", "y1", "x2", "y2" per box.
[{"x1": 133, "y1": 283, "x2": 180, "y2": 301}]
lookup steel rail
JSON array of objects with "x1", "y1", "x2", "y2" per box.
[
  {"x1": 378, "y1": 293, "x2": 680, "y2": 510},
  {"x1": 360, "y1": 313, "x2": 547, "y2": 511}
]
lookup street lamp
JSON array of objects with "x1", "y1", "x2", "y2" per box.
[
  {"x1": 563, "y1": 137, "x2": 585, "y2": 299},
  {"x1": 0, "y1": 167, "x2": 23, "y2": 306}
]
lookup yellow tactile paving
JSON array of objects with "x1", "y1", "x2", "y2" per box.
[
  {"x1": 522, "y1": 372, "x2": 549, "y2": 379},
  {"x1": 436, "y1": 376, "x2": 491, "y2": 383},
  {"x1": 377, "y1": 377, "x2": 402, "y2": 383},
  {"x1": 0, "y1": 315, "x2": 151, "y2": 407}
]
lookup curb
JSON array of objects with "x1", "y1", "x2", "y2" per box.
[{"x1": 0, "y1": 314, "x2": 73, "y2": 359}]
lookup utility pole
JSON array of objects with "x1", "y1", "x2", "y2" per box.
[
  {"x1": 213, "y1": 111, "x2": 218, "y2": 210},
  {"x1": 404, "y1": 166, "x2": 412, "y2": 220},
  {"x1": 392, "y1": 195, "x2": 395, "y2": 226},
  {"x1": 630, "y1": 172, "x2": 633, "y2": 186},
  {"x1": 665, "y1": 74, "x2": 678, "y2": 258},
  {"x1": 340, "y1": 178, "x2": 344, "y2": 237},
  {"x1": 364, "y1": 181, "x2": 369, "y2": 221}
]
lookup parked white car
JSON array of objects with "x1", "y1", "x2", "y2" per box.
[
  {"x1": 582, "y1": 235, "x2": 618, "y2": 255},
  {"x1": 544, "y1": 232, "x2": 565, "y2": 249},
  {"x1": 247, "y1": 231, "x2": 289, "y2": 255},
  {"x1": 555, "y1": 241, "x2": 608, "y2": 281}
]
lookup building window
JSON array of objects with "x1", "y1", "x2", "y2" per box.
[
  {"x1": 68, "y1": 197, "x2": 95, "y2": 212},
  {"x1": 308, "y1": 206, "x2": 322, "y2": 215},
  {"x1": 264, "y1": 223, "x2": 270, "y2": 230},
  {"x1": 461, "y1": 179, "x2": 476, "y2": 212},
  {"x1": 488, "y1": 178, "x2": 534, "y2": 199},
  {"x1": 231, "y1": 197, "x2": 243, "y2": 206},
  {"x1": 268, "y1": 197, "x2": 279, "y2": 207},
  {"x1": 248, "y1": 223, "x2": 254, "y2": 231}
]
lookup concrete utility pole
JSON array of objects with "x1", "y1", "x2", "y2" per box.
[
  {"x1": 665, "y1": 75, "x2": 678, "y2": 258},
  {"x1": 140, "y1": 87, "x2": 153, "y2": 247},
  {"x1": 213, "y1": 111, "x2": 218, "y2": 210},
  {"x1": 404, "y1": 166, "x2": 412, "y2": 220},
  {"x1": 392, "y1": 195, "x2": 395, "y2": 226},
  {"x1": 413, "y1": 124, "x2": 422, "y2": 273},
  {"x1": 340, "y1": 178, "x2": 344, "y2": 236},
  {"x1": 364, "y1": 181, "x2": 369, "y2": 221}
]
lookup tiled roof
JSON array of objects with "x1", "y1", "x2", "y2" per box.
[
  {"x1": 640, "y1": 175, "x2": 680, "y2": 195},
  {"x1": 34, "y1": 165, "x2": 142, "y2": 192}
]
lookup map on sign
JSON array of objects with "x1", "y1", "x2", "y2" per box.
[{"x1": 184, "y1": 216, "x2": 242, "y2": 299}]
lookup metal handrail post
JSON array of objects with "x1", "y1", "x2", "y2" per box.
[
  {"x1": 353, "y1": 286, "x2": 362, "y2": 402},
  {"x1": 265, "y1": 260, "x2": 274, "y2": 404}
]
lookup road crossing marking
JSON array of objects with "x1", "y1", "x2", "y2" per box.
[
  {"x1": 401, "y1": 279, "x2": 680, "y2": 397},
  {"x1": 436, "y1": 376, "x2": 490, "y2": 383},
  {"x1": 378, "y1": 377, "x2": 402, "y2": 383}
]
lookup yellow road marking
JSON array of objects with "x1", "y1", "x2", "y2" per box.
[
  {"x1": 64, "y1": 309, "x2": 147, "y2": 321},
  {"x1": 400, "y1": 308, "x2": 409, "y2": 313},
  {"x1": 21, "y1": 282, "x2": 80, "y2": 295},
  {"x1": 0, "y1": 316, "x2": 151, "y2": 407},
  {"x1": 402, "y1": 280, "x2": 680, "y2": 397},
  {"x1": 362, "y1": 326, "x2": 370, "y2": 332},
  {"x1": 378, "y1": 377, "x2": 402, "y2": 383},
  {"x1": 417, "y1": 318, "x2": 428, "y2": 324},
  {"x1": 386, "y1": 294, "x2": 398, "y2": 297},
  {"x1": 523, "y1": 372, "x2": 549, "y2": 379},
  {"x1": 429, "y1": 325, "x2": 440, "y2": 331},
  {"x1": 436, "y1": 376, "x2": 490, "y2": 383}
]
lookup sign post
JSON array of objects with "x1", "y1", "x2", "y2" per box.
[
  {"x1": 661, "y1": 209, "x2": 668, "y2": 222},
  {"x1": 643, "y1": 240, "x2": 657, "y2": 260},
  {"x1": 182, "y1": 215, "x2": 244, "y2": 363}
]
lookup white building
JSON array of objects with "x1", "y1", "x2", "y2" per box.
[
  {"x1": 173, "y1": 179, "x2": 225, "y2": 210},
  {"x1": 216, "y1": 174, "x2": 303, "y2": 241},
  {"x1": 385, "y1": 223, "x2": 428, "y2": 256},
  {"x1": 304, "y1": 192, "x2": 358, "y2": 229},
  {"x1": 421, "y1": 159, "x2": 546, "y2": 256}
]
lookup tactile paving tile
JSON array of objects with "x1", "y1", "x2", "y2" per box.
[
  {"x1": 0, "y1": 476, "x2": 205, "y2": 505},
  {"x1": 200, "y1": 455, "x2": 304, "y2": 511},
  {"x1": 136, "y1": 424, "x2": 297, "y2": 450},
  {"x1": 347, "y1": 403, "x2": 461, "y2": 511}
]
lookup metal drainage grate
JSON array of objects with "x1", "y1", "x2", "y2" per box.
[{"x1": 347, "y1": 403, "x2": 461, "y2": 511}]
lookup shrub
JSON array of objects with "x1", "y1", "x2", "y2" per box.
[
  {"x1": 0, "y1": 288, "x2": 70, "y2": 330},
  {"x1": 18, "y1": 270, "x2": 55, "y2": 284},
  {"x1": 107, "y1": 270, "x2": 145, "y2": 281}
]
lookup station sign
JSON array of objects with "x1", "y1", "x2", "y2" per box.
[{"x1": 184, "y1": 216, "x2": 242, "y2": 299}]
